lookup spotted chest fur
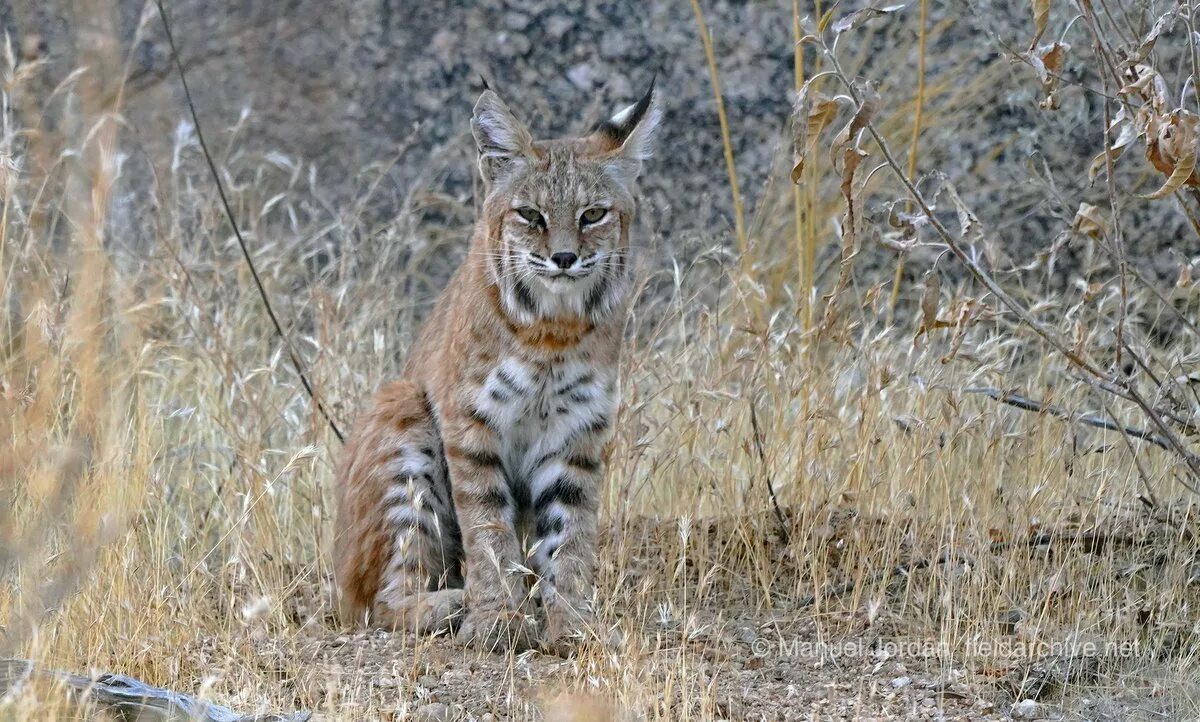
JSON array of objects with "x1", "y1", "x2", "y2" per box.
[
  {"x1": 477, "y1": 358, "x2": 616, "y2": 476},
  {"x1": 473, "y1": 357, "x2": 616, "y2": 548}
]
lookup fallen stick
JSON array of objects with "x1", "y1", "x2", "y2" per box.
[
  {"x1": 963, "y1": 386, "x2": 1173, "y2": 452},
  {"x1": 796, "y1": 529, "x2": 1138, "y2": 610},
  {"x1": 0, "y1": 658, "x2": 310, "y2": 721}
]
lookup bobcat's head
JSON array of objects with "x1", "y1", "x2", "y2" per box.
[{"x1": 471, "y1": 82, "x2": 660, "y2": 325}]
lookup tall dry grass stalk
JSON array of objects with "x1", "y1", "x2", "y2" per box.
[
  {"x1": 885, "y1": 0, "x2": 929, "y2": 325},
  {"x1": 690, "y1": 0, "x2": 747, "y2": 259}
]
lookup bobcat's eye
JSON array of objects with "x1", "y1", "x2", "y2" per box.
[
  {"x1": 580, "y1": 207, "x2": 608, "y2": 226},
  {"x1": 515, "y1": 207, "x2": 545, "y2": 226}
]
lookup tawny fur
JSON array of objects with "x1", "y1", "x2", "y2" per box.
[{"x1": 333, "y1": 84, "x2": 660, "y2": 653}]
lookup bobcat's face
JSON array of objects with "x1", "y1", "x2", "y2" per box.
[
  {"x1": 503, "y1": 154, "x2": 626, "y2": 288},
  {"x1": 472, "y1": 86, "x2": 660, "y2": 323}
]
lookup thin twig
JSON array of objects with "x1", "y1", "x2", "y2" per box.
[
  {"x1": 153, "y1": 0, "x2": 344, "y2": 443},
  {"x1": 963, "y1": 386, "x2": 1173, "y2": 452},
  {"x1": 748, "y1": 395, "x2": 790, "y2": 544}
]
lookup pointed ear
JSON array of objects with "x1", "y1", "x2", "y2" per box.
[
  {"x1": 594, "y1": 81, "x2": 662, "y2": 186},
  {"x1": 472, "y1": 90, "x2": 534, "y2": 186}
]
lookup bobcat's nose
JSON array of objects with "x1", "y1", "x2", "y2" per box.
[{"x1": 549, "y1": 251, "x2": 578, "y2": 269}]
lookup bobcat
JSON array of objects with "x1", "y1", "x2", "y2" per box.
[{"x1": 333, "y1": 83, "x2": 660, "y2": 653}]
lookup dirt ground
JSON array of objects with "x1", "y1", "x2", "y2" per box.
[
  {"x1": 206, "y1": 513, "x2": 1193, "y2": 722},
  {"x1": 239, "y1": 591, "x2": 1179, "y2": 721}
]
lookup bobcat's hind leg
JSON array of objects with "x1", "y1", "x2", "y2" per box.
[{"x1": 333, "y1": 381, "x2": 463, "y2": 631}]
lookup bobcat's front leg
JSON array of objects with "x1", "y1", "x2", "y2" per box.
[
  {"x1": 531, "y1": 438, "x2": 605, "y2": 654},
  {"x1": 444, "y1": 406, "x2": 536, "y2": 652}
]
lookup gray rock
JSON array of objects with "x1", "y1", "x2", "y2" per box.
[
  {"x1": 7, "y1": 0, "x2": 1182, "y2": 289},
  {"x1": 566, "y1": 62, "x2": 598, "y2": 90},
  {"x1": 545, "y1": 15, "x2": 574, "y2": 40},
  {"x1": 416, "y1": 702, "x2": 451, "y2": 722},
  {"x1": 503, "y1": 11, "x2": 530, "y2": 31}
]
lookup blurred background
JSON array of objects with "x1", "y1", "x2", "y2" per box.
[{"x1": 6, "y1": 0, "x2": 1188, "y2": 284}]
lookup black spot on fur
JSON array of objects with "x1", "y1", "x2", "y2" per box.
[
  {"x1": 535, "y1": 514, "x2": 565, "y2": 538},
  {"x1": 495, "y1": 368, "x2": 523, "y2": 394},
  {"x1": 419, "y1": 390, "x2": 436, "y2": 418},
  {"x1": 566, "y1": 455, "x2": 600, "y2": 473},
  {"x1": 555, "y1": 372, "x2": 594, "y2": 396},
  {"x1": 535, "y1": 476, "x2": 587, "y2": 513},
  {"x1": 509, "y1": 477, "x2": 532, "y2": 511},
  {"x1": 584, "y1": 276, "x2": 611, "y2": 316},
  {"x1": 472, "y1": 487, "x2": 510, "y2": 511},
  {"x1": 587, "y1": 414, "x2": 611, "y2": 434},
  {"x1": 513, "y1": 278, "x2": 538, "y2": 313},
  {"x1": 452, "y1": 446, "x2": 503, "y2": 470},
  {"x1": 467, "y1": 404, "x2": 495, "y2": 428}
]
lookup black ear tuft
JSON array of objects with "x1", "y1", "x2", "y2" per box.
[{"x1": 595, "y1": 76, "x2": 657, "y2": 147}]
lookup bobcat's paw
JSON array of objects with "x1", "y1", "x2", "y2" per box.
[
  {"x1": 457, "y1": 604, "x2": 538, "y2": 653},
  {"x1": 539, "y1": 607, "x2": 601, "y2": 658},
  {"x1": 377, "y1": 588, "x2": 465, "y2": 636}
]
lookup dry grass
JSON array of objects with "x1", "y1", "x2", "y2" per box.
[{"x1": 2, "y1": 2, "x2": 1200, "y2": 720}]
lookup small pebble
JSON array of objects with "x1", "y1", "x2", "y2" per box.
[
  {"x1": 416, "y1": 702, "x2": 450, "y2": 722},
  {"x1": 1012, "y1": 699, "x2": 1040, "y2": 719}
]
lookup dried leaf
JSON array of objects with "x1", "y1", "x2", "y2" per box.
[
  {"x1": 791, "y1": 90, "x2": 841, "y2": 183},
  {"x1": 920, "y1": 272, "x2": 940, "y2": 333},
  {"x1": 1040, "y1": 42, "x2": 1066, "y2": 78},
  {"x1": 1142, "y1": 148, "x2": 1196, "y2": 199},
  {"x1": 941, "y1": 181, "x2": 983, "y2": 243},
  {"x1": 879, "y1": 203, "x2": 924, "y2": 251},
  {"x1": 1143, "y1": 110, "x2": 1200, "y2": 198},
  {"x1": 830, "y1": 81, "x2": 880, "y2": 165},
  {"x1": 817, "y1": 3, "x2": 840, "y2": 33},
  {"x1": 1030, "y1": 0, "x2": 1050, "y2": 50},
  {"x1": 1028, "y1": 42, "x2": 1069, "y2": 110},
  {"x1": 841, "y1": 147, "x2": 868, "y2": 200},
  {"x1": 1087, "y1": 147, "x2": 1123, "y2": 184},
  {"x1": 1088, "y1": 110, "x2": 1141, "y2": 183},
  {"x1": 1071, "y1": 203, "x2": 1108, "y2": 238},
  {"x1": 1027, "y1": 42, "x2": 1067, "y2": 85},
  {"x1": 1130, "y1": 10, "x2": 1177, "y2": 63},
  {"x1": 1120, "y1": 64, "x2": 1169, "y2": 109},
  {"x1": 831, "y1": 4, "x2": 905, "y2": 34},
  {"x1": 1177, "y1": 263, "x2": 1194, "y2": 288},
  {"x1": 824, "y1": 146, "x2": 867, "y2": 333}
]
